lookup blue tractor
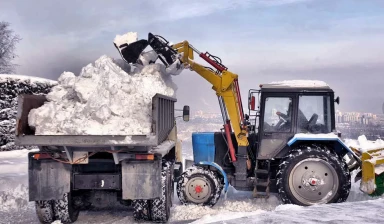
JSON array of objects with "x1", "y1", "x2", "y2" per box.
[{"x1": 176, "y1": 82, "x2": 359, "y2": 206}]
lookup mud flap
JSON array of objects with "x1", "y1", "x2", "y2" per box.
[
  {"x1": 28, "y1": 152, "x2": 71, "y2": 201},
  {"x1": 121, "y1": 160, "x2": 162, "y2": 200}
]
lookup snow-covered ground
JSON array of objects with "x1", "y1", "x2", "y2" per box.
[
  {"x1": 0, "y1": 136, "x2": 383, "y2": 224},
  {"x1": 1, "y1": 119, "x2": 383, "y2": 223}
]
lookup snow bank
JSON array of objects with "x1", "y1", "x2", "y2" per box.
[
  {"x1": 28, "y1": 54, "x2": 179, "y2": 135},
  {"x1": 0, "y1": 148, "x2": 38, "y2": 159},
  {"x1": 0, "y1": 75, "x2": 55, "y2": 150},
  {"x1": 269, "y1": 80, "x2": 329, "y2": 87},
  {"x1": 190, "y1": 210, "x2": 266, "y2": 223},
  {"x1": 171, "y1": 187, "x2": 281, "y2": 222},
  {"x1": 0, "y1": 74, "x2": 57, "y2": 85},
  {"x1": 0, "y1": 184, "x2": 29, "y2": 212}
]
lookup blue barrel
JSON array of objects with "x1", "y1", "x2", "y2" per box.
[{"x1": 192, "y1": 132, "x2": 215, "y2": 163}]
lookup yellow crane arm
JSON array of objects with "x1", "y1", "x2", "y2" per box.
[{"x1": 171, "y1": 41, "x2": 249, "y2": 162}]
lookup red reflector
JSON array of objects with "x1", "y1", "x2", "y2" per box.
[
  {"x1": 135, "y1": 154, "x2": 154, "y2": 160},
  {"x1": 250, "y1": 96, "x2": 256, "y2": 110}
]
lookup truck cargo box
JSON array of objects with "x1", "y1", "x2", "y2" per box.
[{"x1": 15, "y1": 93, "x2": 176, "y2": 147}]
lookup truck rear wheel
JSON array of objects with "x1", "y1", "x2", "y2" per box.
[
  {"x1": 277, "y1": 145, "x2": 351, "y2": 205},
  {"x1": 53, "y1": 193, "x2": 79, "y2": 223},
  {"x1": 150, "y1": 161, "x2": 173, "y2": 222},
  {"x1": 177, "y1": 165, "x2": 223, "y2": 207},
  {"x1": 35, "y1": 201, "x2": 54, "y2": 224}
]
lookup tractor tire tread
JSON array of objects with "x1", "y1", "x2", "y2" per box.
[
  {"x1": 176, "y1": 165, "x2": 223, "y2": 207},
  {"x1": 276, "y1": 144, "x2": 351, "y2": 205}
]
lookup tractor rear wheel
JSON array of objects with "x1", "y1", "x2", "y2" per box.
[
  {"x1": 177, "y1": 165, "x2": 223, "y2": 207},
  {"x1": 277, "y1": 145, "x2": 351, "y2": 205}
]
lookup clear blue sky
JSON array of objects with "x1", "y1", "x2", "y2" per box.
[{"x1": 1, "y1": 0, "x2": 384, "y2": 113}]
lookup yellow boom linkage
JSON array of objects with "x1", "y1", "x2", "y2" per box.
[{"x1": 171, "y1": 40, "x2": 249, "y2": 163}]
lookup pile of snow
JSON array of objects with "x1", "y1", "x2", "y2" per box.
[
  {"x1": 344, "y1": 135, "x2": 384, "y2": 152},
  {"x1": 0, "y1": 74, "x2": 56, "y2": 151},
  {"x1": 269, "y1": 80, "x2": 329, "y2": 88},
  {"x1": 28, "y1": 54, "x2": 179, "y2": 135},
  {"x1": 0, "y1": 184, "x2": 29, "y2": 212}
]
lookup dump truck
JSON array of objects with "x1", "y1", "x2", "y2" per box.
[
  {"x1": 15, "y1": 93, "x2": 189, "y2": 223},
  {"x1": 117, "y1": 32, "x2": 384, "y2": 208}
]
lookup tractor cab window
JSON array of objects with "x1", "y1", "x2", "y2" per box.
[
  {"x1": 298, "y1": 95, "x2": 332, "y2": 133},
  {"x1": 263, "y1": 97, "x2": 292, "y2": 132}
]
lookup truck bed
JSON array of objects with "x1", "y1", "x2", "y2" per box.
[{"x1": 15, "y1": 94, "x2": 176, "y2": 147}]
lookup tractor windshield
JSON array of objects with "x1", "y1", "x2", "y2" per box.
[{"x1": 298, "y1": 95, "x2": 332, "y2": 134}]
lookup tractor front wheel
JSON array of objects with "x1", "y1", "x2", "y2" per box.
[
  {"x1": 177, "y1": 166, "x2": 223, "y2": 207},
  {"x1": 277, "y1": 145, "x2": 351, "y2": 205}
]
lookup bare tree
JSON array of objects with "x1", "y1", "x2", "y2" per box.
[{"x1": 0, "y1": 21, "x2": 21, "y2": 74}]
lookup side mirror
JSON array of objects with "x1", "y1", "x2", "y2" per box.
[
  {"x1": 335, "y1": 96, "x2": 340, "y2": 105},
  {"x1": 183, "y1": 105, "x2": 190, "y2": 122},
  {"x1": 250, "y1": 96, "x2": 256, "y2": 110}
]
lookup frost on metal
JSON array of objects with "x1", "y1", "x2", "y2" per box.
[
  {"x1": 269, "y1": 80, "x2": 329, "y2": 88},
  {"x1": 28, "y1": 54, "x2": 179, "y2": 135},
  {"x1": 360, "y1": 179, "x2": 376, "y2": 194},
  {"x1": 293, "y1": 133, "x2": 339, "y2": 139},
  {"x1": 374, "y1": 164, "x2": 384, "y2": 175},
  {"x1": 345, "y1": 135, "x2": 384, "y2": 152}
]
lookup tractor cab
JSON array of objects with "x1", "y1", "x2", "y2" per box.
[{"x1": 248, "y1": 80, "x2": 338, "y2": 160}]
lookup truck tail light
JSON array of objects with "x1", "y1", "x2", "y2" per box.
[
  {"x1": 135, "y1": 154, "x2": 155, "y2": 160},
  {"x1": 33, "y1": 153, "x2": 51, "y2": 160}
]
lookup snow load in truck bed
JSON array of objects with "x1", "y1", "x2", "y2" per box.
[{"x1": 28, "y1": 53, "x2": 179, "y2": 135}]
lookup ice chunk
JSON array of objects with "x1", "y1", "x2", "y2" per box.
[
  {"x1": 113, "y1": 32, "x2": 138, "y2": 47},
  {"x1": 58, "y1": 72, "x2": 76, "y2": 88},
  {"x1": 138, "y1": 50, "x2": 159, "y2": 66}
]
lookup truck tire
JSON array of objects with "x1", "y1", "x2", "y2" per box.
[
  {"x1": 150, "y1": 161, "x2": 172, "y2": 223},
  {"x1": 177, "y1": 165, "x2": 223, "y2": 207},
  {"x1": 276, "y1": 145, "x2": 351, "y2": 206},
  {"x1": 35, "y1": 201, "x2": 54, "y2": 224},
  {"x1": 132, "y1": 200, "x2": 151, "y2": 221},
  {"x1": 169, "y1": 161, "x2": 175, "y2": 207},
  {"x1": 53, "y1": 193, "x2": 79, "y2": 224}
]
